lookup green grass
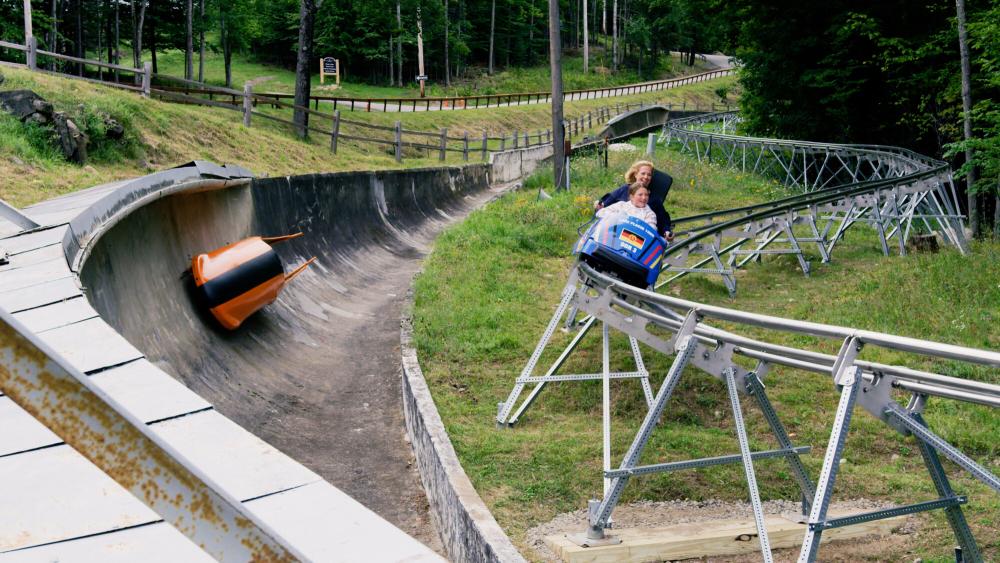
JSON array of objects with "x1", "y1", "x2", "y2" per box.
[
  {"x1": 411, "y1": 141, "x2": 1000, "y2": 560},
  {"x1": 1, "y1": 64, "x2": 732, "y2": 207}
]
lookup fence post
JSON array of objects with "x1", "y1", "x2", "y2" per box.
[
  {"x1": 394, "y1": 121, "x2": 402, "y2": 163},
  {"x1": 513, "y1": 130, "x2": 519, "y2": 149},
  {"x1": 646, "y1": 133, "x2": 656, "y2": 155},
  {"x1": 462, "y1": 131, "x2": 469, "y2": 162},
  {"x1": 141, "y1": 62, "x2": 152, "y2": 98},
  {"x1": 242, "y1": 83, "x2": 253, "y2": 127},
  {"x1": 26, "y1": 35, "x2": 37, "y2": 70},
  {"x1": 439, "y1": 128, "x2": 447, "y2": 161},
  {"x1": 588, "y1": 111, "x2": 592, "y2": 129},
  {"x1": 500, "y1": 136, "x2": 506, "y2": 151},
  {"x1": 330, "y1": 110, "x2": 341, "y2": 153},
  {"x1": 524, "y1": 131, "x2": 529, "y2": 147},
  {"x1": 481, "y1": 131, "x2": 488, "y2": 161}
]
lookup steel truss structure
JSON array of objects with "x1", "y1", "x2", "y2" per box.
[
  {"x1": 655, "y1": 112, "x2": 968, "y2": 296},
  {"x1": 497, "y1": 264, "x2": 1000, "y2": 562}
]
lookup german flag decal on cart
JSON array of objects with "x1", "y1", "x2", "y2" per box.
[{"x1": 192, "y1": 233, "x2": 316, "y2": 330}]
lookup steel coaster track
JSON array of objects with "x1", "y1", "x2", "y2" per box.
[
  {"x1": 652, "y1": 112, "x2": 967, "y2": 296},
  {"x1": 497, "y1": 261, "x2": 999, "y2": 562},
  {"x1": 497, "y1": 110, "x2": 995, "y2": 561}
]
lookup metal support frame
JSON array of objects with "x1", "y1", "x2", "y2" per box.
[
  {"x1": 507, "y1": 262, "x2": 1000, "y2": 560},
  {"x1": 496, "y1": 274, "x2": 656, "y2": 427}
]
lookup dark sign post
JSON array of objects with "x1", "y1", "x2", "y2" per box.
[{"x1": 319, "y1": 57, "x2": 340, "y2": 85}]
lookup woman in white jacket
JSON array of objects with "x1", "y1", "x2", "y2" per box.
[{"x1": 595, "y1": 182, "x2": 657, "y2": 231}]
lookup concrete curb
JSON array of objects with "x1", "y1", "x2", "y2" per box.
[{"x1": 400, "y1": 308, "x2": 528, "y2": 563}]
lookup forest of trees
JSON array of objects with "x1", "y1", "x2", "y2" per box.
[
  {"x1": 0, "y1": 0, "x2": 729, "y2": 86},
  {"x1": 1, "y1": 0, "x2": 998, "y2": 233}
]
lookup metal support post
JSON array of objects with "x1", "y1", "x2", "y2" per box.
[
  {"x1": 725, "y1": 367, "x2": 774, "y2": 563},
  {"x1": 602, "y1": 322, "x2": 612, "y2": 496},
  {"x1": 497, "y1": 276, "x2": 579, "y2": 425},
  {"x1": 909, "y1": 413, "x2": 983, "y2": 561},
  {"x1": 798, "y1": 365, "x2": 861, "y2": 562},
  {"x1": 746, "y1": 372, "x2": 815, "y2": 515},
  {"x1": 782, "y1": 219, "x2": 811, "y2": 276},
  {"x1": 507, "y1": 316, "x2": 596, "y2": 425},
  {"x1": 585, "y1": 313, "x2": 700, "y2": 540}
]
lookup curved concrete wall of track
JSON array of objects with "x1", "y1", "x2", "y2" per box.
[{"x1": 76, "y1": 164, "x2": 532, "y2": 562}]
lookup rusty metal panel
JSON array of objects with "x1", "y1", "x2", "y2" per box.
[
  {"x1": 0, "y1": 226, "x2": 67, "y2": 255},
  {"x1": 0, "y1": 310, "x2": 303, "y2": 561},
  {"x1": 12, "y1": 296, "x2": 98, "y2": 333},
  {"x1": 88, "y1": 359, "x2": 210, "y2": 423},
  {"x1": 35, "y1": 317, "x2": 144, "y2": 373},
  {"x1": 0, "y1": 445, "x2": 161, "y2": 552},
  {"x1": 244, "y1": 480, "x2": 445, "y2": 562},
  {"x1": 2, "y1": 521, "x2": 213, "y2": 563},
  {"x1": 150, "y1": 410, "x2": 320, "y2": 501},
  {"x1": 0, "y1": 396, "x2": 59, "y2": 457},
  {"x1": 0, "y1": 359, "x2": 212, "y2": 456},
  {"x1": 0, "y1": 277, "x2": 80, "y2": 313}
]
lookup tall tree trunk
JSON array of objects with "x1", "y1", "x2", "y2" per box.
[
  {"x1": 504, "y1": 0, "x2": 510, "y2": 67},
  {"x1": 149, "y1": 19, "x2": 157, "y2": 73},
  {"x1": 97, "y1": 2, "x2": 104, "y2": 80},
  {"x1": 50, "y1": 0, "x2": 57, "y2": 71},
  {"x1": 455, "y1": 0, "x2": 463, "y2": 78},
  {"x1": 76, "y1": 0, "x2": 83, "y2": 76},
  {"x1": 293, "y1": 0, "x2": 317, "y2": 138},
  {"x1": 611, "y1": 0, "x2": 617, "y2": 71},
  {"x1": 114, "y1": 0, "x2": 119, "y2": 81},
  {"x1": 602, "y1": 0, "x2": 606, "y2": 34},
  {"x1": 488, "y1": 0, "x2": 495, "y2": 74},
  {"x1": 582, "y1": 0, "x2": 588, "y2": 72},
  {"x1": 396, "y1": 0, "x2": 402, "y2": 86},
  {"x1": 220, "y1": 2, "x2": 231, "y2": 87},
  {"x1": 444, "y1": 0, "x2": 450, "y2": 86},
  {"x1": 955, "y1": 0, "x2": 979, "y2": 236},
  {"x1": 198, "y1": 0, "x2": 205, "y2": 82},
  {"x1": 528, "y1": 0, "x2": 534, "y2": 64},
  {"x1": 185, "y1": 0, "x2": 193, "y2": 80},
  {"x1": 105, "y1": 0, "x2": 112, "y2": 66},
  {"x1": 548, "y1": 0, "x2": 565, "y2": 190},
  {"x1": 131, "y1": 0, "x2": 146, "y2": 83},
  {"x1": 389, "y1": 35, "x2": 395, "y2": 85}
]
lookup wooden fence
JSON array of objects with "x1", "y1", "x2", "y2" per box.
[
  {"x1": 150, "y1": 81, "x2": 643, "y2": 162},
  {"x1": 1, "y1": 36, "x2": 732, "y2": 163}
]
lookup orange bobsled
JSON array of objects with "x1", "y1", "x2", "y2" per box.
[{"x1": 192, "y1": 233, "x2": 315, "y2": 330}]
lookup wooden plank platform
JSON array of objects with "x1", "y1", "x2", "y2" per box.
[{"x1": 545, "y1": 512, "x2": 905, "y2": 562}]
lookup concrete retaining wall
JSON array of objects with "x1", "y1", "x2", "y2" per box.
[
  {"x1": 401, "y1": 312, "x2": 527, "y2": 563},
  {"x1": 489, "y1": 144, "x2": 554, "y2": 184}
]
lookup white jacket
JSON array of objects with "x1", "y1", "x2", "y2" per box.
[{"x1": 596, "y1": 200, "x2": 657, "y2": 230}]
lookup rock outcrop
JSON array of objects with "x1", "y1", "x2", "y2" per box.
[{"x1": 0, "y1": 89, "x2": 89, "y2": 164}]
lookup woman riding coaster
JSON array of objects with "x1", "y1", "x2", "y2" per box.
[{"x1": 595, "y1": 159, "x2": 674, "y2": 241}]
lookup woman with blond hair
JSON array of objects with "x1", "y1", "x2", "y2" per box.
[{"x1": 595, "y1": 160, "x2": 674, "y2": 240}]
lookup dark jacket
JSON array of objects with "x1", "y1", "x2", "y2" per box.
[{"x1": 597, "y1": 170, "x2": 673, "y2": 235}]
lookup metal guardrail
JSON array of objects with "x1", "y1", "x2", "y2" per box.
[{"x1": 0, "y1": 309, "x2": 303, "y2": 561}]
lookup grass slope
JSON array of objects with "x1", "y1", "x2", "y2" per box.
[
  {"x1": 0, "y1": 64, "x2": 732, "y2": 207},
  {"x1": 411, "y1": 142, "x2": 1000, "y2": 561}
]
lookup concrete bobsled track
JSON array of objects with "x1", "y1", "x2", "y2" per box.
[{"x1": 0, "y1": 156, "x2": 549, "y2": 560}]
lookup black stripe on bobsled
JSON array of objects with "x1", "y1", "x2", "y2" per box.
[{"x1": 200, "y1": 250, "x2": 284, "y2": 308}]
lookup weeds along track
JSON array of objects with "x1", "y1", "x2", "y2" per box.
[{"x1": 497, "y1": 110, "x2": 998, "y2": 562}]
